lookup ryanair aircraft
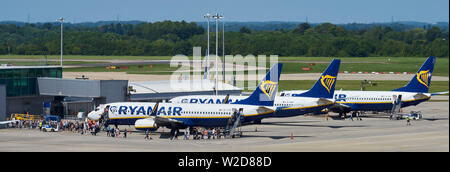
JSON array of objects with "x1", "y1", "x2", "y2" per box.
[
  {"x1": 170, "y1": 59, "x2": 341, "y2": 120},
  {"x1": 281, "y1": 56, "x2": 446, "y2": 117},
  {"x1": 87, "y1": 63, "x2": 282, "y2": 131}
]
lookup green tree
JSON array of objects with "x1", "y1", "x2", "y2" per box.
[
  {"x1": 292, "y1": 22, "x2": 311, "y2": 34},
  {"x1": 239, "y1": 26, "x2": 251, "y2": 34},
  {"x1": 426, "y1": 26, "x2": 442, "y2": 42}
]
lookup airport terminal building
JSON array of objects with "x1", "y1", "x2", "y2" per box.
[
  {"x1": 0, "y1": 66, "x2": 63, "y2": 120},
  {"x1": 0, "y1": 65, "x2": 128, "y2": 120},
  {"x1": 0, "y1": 65, "x2": 242, "y2": 121}
]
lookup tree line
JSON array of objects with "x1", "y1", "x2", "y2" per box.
[{"x1": 0, "y1": 20, "x2": 448, "y2": 57}]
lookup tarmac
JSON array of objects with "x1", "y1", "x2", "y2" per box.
[{"x1": 0, "y1": 100, "x2": 448, "y2": 152}]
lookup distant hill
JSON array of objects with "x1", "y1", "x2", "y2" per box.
[
  {"x1": 0, "y1": 20, "x2": 143, "y2": 27},
  {"x1": 196, "y1": 21, "x2": 449, "y2": 32},
  {"x1": 0, "y1": 20, "x2": 448, "y2": 32}
]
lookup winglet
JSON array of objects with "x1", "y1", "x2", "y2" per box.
[
  {"x1": 223, "y1": 94, "x2": 230, "y2": 104},
  {"x1": 150, "y1": 102, "x2": 159, "y2": 116}
]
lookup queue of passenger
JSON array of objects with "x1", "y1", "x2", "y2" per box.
[{"x1": 8, "y1": 119, "x2": 239, "y2": 140}]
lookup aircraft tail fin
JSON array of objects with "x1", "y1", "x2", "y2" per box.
[
  {"x1": 294, "y1": 59, "x2": 340, "y2": 98},
  {"x1": 233, "y1": 63, "x2": 283, "y2": 106},
  {"x1": 392, "y1": 56, "x2": 436, "y2": 93}
]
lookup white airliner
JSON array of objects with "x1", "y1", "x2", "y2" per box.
[
  {"x1": 281, "y1": 56, "x2": 447, "y2": 117},
  {"x1": 87, "y1": 63, "x2": 283, "y2": 132},
  {"x1": 169, "y1": 59, "x2": 341, "y2": 121}
]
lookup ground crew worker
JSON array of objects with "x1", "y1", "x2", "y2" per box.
[{"x1": 406, "y1": 115, "x2": 411, "y2": 126}]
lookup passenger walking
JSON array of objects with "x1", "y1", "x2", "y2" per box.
[
  {"x1": 174, "y1": 129, "x2": 179, "y2": 140},
  {"x1": 193, "y1": 128, "x2": 198, "y2": 140},
  {"x1": 145, "y1": 129, "x2": 149, "y2": 140},
  {"x1": 186, "y1": 129, "x2": 190, "y2": 140},
  {"x1": 217, "y1": 128, "x2": 222, "y2": 139},
  {"x1": 111, "y1": 128, "x2": 115, "y2": 137},
  {"x1": 123, "y1": 129, "x2": 127, "y2": 138},
  {"x1": 106, "y1": 126, "x2": 111, "y2": 137},
  {"x1": 116, "y1": 128, "x2": 120, "y2": 138},
  {"x1": 200, "y1": 128, "x2": 204, "y2": 139}
]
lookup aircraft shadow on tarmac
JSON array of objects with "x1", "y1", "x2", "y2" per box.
[
  {"x1": 240, "y1": 135, "x2": 312, "y2": 140},
  {"x1": 348, "y1": 115, "x2": 449, "y2": 121},
  {"x1": 422, "y1": 117, "x2": 449, "y2": 121},
  {"x1": 260, "y1": 121, "x2": 367, "y2": 129}
]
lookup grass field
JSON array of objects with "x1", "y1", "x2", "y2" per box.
[
  {"x1": 0, "y1": 55, "x2": 172, "y2": 60},
  {"x1": 0, "y1": 61, "x2": 108, "y2": 66},
  {"x1": 278, "y1": 57, "x2": 449, "y2": 76},
  {"x1": 62, "y1": 64, "x2": 187, "y2": 74},
  {"x1": 2, "y1": 55, "x2": 448, "y2": 76}
]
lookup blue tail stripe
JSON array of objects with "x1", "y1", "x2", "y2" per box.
[
  {"x1": 392, "y1": 56, "x2": 435, "y2": 93},
  {"x1": 294, "y1": 59, "x2": 341, "y2": 98},
  {"x1": 233, "y1": 63, "x2": 283, "y2": 106}
]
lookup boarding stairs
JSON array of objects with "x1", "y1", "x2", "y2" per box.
[
  {"x1": 225, "y1": 110, "x2": 243, "y2": 138},
  {"x1": 390, "y1": 95, "x2": 403, "y2": 120}
]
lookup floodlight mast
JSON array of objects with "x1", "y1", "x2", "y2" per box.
[
  {"x1": 222, "y1": 20, "x2": 225, "y2": 83},
  {"x1": 203, "y1": 13, "x2": 211, "y2": 80},
  {"x1": 212, "y1": 13, "x2": 223, "y2": 95},
  {"x1": 57, "y1": 17, "x2": 64, "y2": 67}
]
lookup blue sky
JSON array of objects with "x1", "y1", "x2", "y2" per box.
[{"x1": 1, "y1": 0, "x2": 448, "y2": 23}]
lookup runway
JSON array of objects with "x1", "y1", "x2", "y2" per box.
[
  {"x1": 0, "y1": 101, "x2": 447, "y2": 152},
  {"x1": 63, "y1": 72, "x2": 449, "y2": 82}
]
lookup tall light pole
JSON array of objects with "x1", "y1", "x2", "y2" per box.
[
  {"x1": 222, "y1": 20, "x2": 225, "y2": 83},
  {"x1": 203, "y1": 13, "x2": 211, "y2": 79},
  {"x1": 57, "y1": 17, "x2": 64, "y2": 67},
  {"x1": 212, "y1": 13, "x2": 223, "y2": 95}
]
